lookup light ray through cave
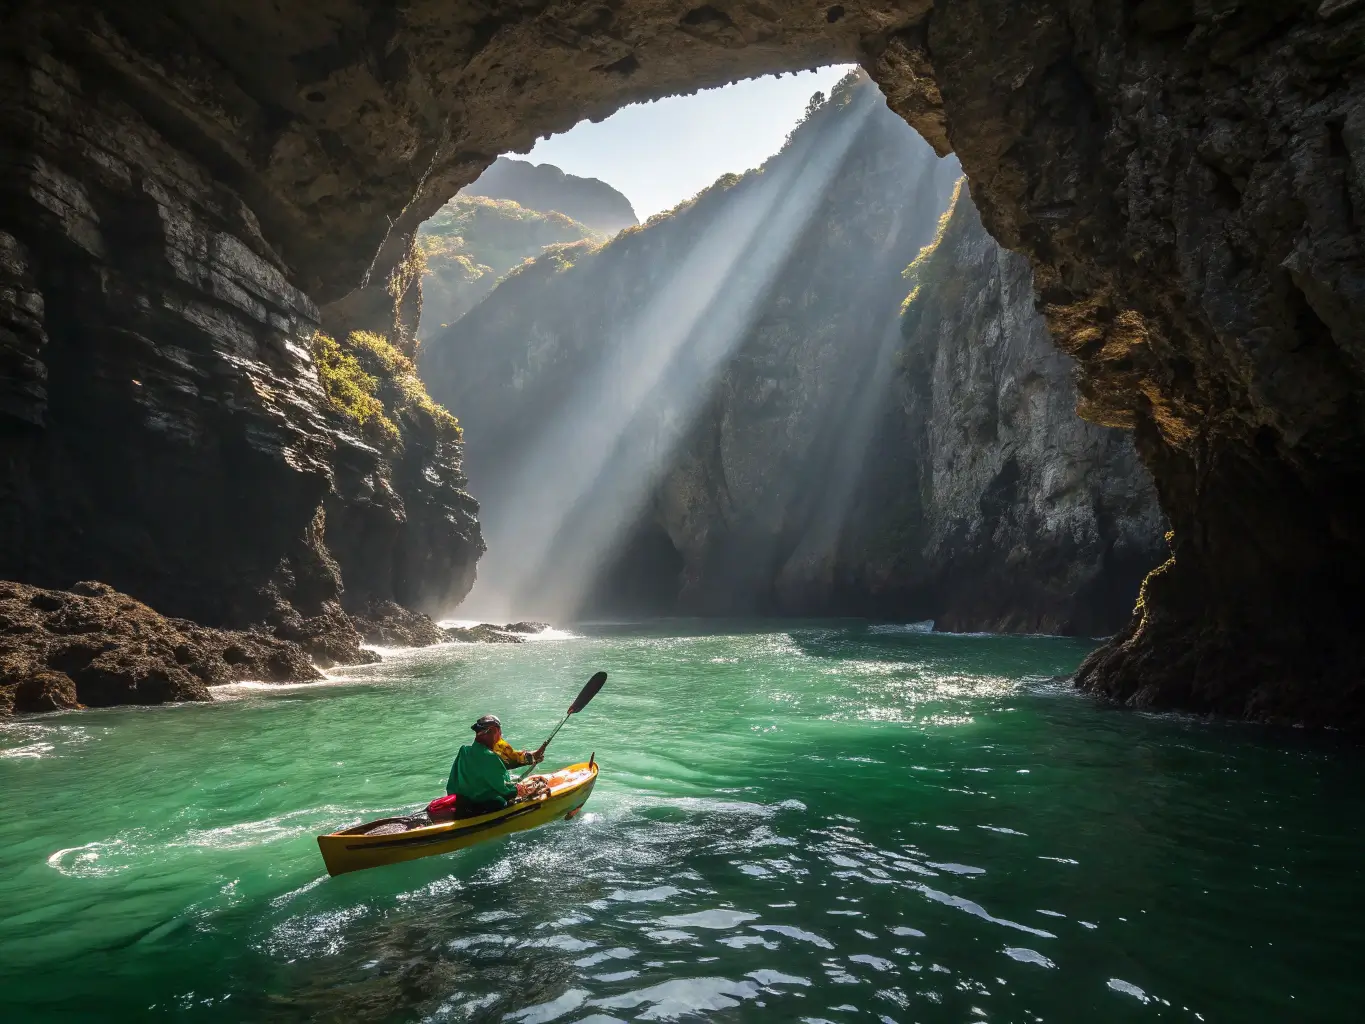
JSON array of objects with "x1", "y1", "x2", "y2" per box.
[
  {"x1": 675, "y1": 155, "x2": 959, "y2": 614},
  {"x1": 461, "y1": 87, "x2": 880, "y2": 621}
]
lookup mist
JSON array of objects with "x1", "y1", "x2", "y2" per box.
[{"x1": 452, "y1": 88, "x2": 875, "y2": 621}]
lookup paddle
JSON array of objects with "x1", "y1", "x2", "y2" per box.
[{"x1": 517, "y1": 671, "x2": 607, "y2": 780}]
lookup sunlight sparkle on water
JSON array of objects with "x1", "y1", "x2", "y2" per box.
[{"x1": 1, "y1": 621, "x2": 1361, "y2": 1021}]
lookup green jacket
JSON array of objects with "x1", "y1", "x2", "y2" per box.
[{"x1": 446, "y1": 741, "x2": 518, "y2": 806}]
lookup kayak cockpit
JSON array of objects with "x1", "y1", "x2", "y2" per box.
[{"x1": 316, "y1": 760, "x2": 598, "y2": 876}]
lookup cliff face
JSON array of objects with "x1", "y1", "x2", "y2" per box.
[
  {"x1": 423, "y1": 79, "x2": 1164, "y2": 632},
  {"x1": 825, "y1": 193, "x2": 1166, "y2": 634},
  {"x1": 310, "y1": 330, "x2": 483, "y2": 622},
  {"x1": 3, "y1": 1, "x2": 1362, "y2": 723},
  {"x1": 417, "y1": 196, "x2": 601, "y2": 340},
  {"x1": 0, "y1": 30, "x2": 481, "y2": 682},
  {"x1": 461, "y1": 158, "x2": 639, "y2": 236}
]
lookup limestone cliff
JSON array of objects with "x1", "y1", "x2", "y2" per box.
[
  {"x1": 823, "y1": 192, "x2": 1166, "y2": 634},
  {"x1": 461, "y1": 158, "x2": 639, "y2": 236},
  {"x1": 422, "y1": 78, "x2": 1164, "y2": 632}
]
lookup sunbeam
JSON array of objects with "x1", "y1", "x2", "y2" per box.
[{"x1": 461, "y1": 83, "x2": 881, "y2": 621}]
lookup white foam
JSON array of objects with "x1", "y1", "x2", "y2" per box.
[{"x1": 1004, "y1": 947, "x2": 1056, "y2": 968}]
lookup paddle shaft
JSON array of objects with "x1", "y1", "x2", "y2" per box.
[
  {"x1": 516, "y1": 671, "x2": 606, "y2": 781},
  {"x1": 517, "y1": 714, "x2": 570, "y2": 780}
]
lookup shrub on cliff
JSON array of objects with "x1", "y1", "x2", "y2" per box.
[
  {"x1": 312, "y1": 330, "x2": 460, "y2": 448},
  {"x1": 311, "y1": 330, "x2": 399, "y2": 445},
  {"x1": 901, "y1": 176, "x2": 966, "y2": 313}
]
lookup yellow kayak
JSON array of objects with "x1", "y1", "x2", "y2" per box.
[{"x1": 317, "y1": 760, "x2": 599, "y2": 876}]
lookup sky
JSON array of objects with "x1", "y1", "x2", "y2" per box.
[{"x1": 513, "y1": 65, "x2": 856, "y2": 221}]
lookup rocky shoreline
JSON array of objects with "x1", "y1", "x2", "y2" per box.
[{"x1": 0, "y1": 581, "x2": 549, "y2": 716}]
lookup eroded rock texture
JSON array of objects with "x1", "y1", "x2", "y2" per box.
[
  {"x1": 0, "y1": 6, "x2": 482, "y2": 698},
  {"x1": 2, "y1": 1, "x2": 1362, "y2": 722},
  {"x1": 0, "y1": 581, "x2": 324, "y2": 716},
  {"x1": 855, "y1": 192, "x2": 1166, "y2": 635},
  {"x1": 921, "y1": 2, "x2": 1365, "y2": 725}
]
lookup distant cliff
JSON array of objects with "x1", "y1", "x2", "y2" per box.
[
  {"x1": 417, "y1": 196, "x2": 600, "y2": 340},
  {"x1": 421, "y1": 75, "x2": 1164, "y2": 632},
  {"x1": 461, "y1": 158, "x2": 639, "y2": 236},
  {"x1": 774, "y1": 191, "x2": 1168, "y2": 634}
]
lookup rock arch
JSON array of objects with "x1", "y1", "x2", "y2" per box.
[{"x1": 3, "y1": 1, "x2": 1362, "y2": 724}]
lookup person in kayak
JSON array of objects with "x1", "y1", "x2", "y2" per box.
[{"x1": 443, "y1": 714, "x2": 545, "y2": 818}]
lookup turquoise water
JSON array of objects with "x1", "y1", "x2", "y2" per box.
[{"x1": 1, "y1": 621, "x2": 1361, "y2": 1022}]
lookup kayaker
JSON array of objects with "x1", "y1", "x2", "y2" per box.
[{"x1": 443, "y1": 714, "x2": 544, "y2": 818}]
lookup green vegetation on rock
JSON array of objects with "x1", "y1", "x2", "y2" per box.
[
  {"x1": 416, "y1": 196, "x2": 603, "y2": 337},
  {"x1": 312, "y1": 329, "x2": 460, "y2": 448},
  {"x1": 901, "y1": 176, "x2": 965, "y2": 313}
]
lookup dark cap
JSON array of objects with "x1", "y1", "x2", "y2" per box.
[{"x1": 472, "y1": 714, "x2": 501, "y2": 732}]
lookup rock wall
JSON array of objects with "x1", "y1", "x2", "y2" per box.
[
  {"x1": 0, "y1": 23, "x2": 481, "y2": 674},
  {"x1": 915, "y1": 2, "x2": 1365, "y2": 726},
  {"x1": 825, "y1": 192, "x2": 1166, "y2": 635},
  {"x1": 2, "y1": 1, "x2": 1362, "y2": 723},
  {"x1": 423, "y1": 79, "x2": 1164, "y2": 632}
]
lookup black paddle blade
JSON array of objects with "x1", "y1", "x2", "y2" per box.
[{"x1": 569, "y1": 671, "x2": 607, "y2": 714}]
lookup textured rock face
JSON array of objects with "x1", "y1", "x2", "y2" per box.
[
  {"x1": 834, "y1": 193, "x2": 1166, "y2": 634},
  {"x1": 0, "y1": 580, "x2": 325, "y2": 716},
  {"x1": 919, "y1": 2, "x2": 1365, "y2": 724},
  {"x1": 309, "y1": 329, "x2": 484, "y2": 621},
  {"x1": 423, "y1": 81, "x2": 1163, "y2": 632},
  {"x1": 2, "y1": 1, "x2": 1362, "y2": 721},
  {"x1": 0, "y1": 16, "x2": 482, "y2": 673},
  {"x1": 461, "y1": 159, "x2": 639, "y2": 235}
]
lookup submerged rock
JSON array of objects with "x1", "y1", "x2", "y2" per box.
[{"x1": 0, "y1": 581, "x2": 324, "y2": 715}]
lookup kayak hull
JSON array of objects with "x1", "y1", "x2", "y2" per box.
[{"x1": 317, "y1": 761, "x2": 598, "y2": 876}]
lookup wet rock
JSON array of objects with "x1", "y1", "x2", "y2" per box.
[
  {"x1": 0, "y1": 581, "x2": 324, "y2": 715},
  {"x1": 503, "y1": 622, "x2": 550, "y2": 634},
  {"x1": 14, "y1": 671, "x2": 81, "y2": 713},
  {"x1": 350, "y1": 601, "x2": 449, "y2": 648},
  {"x1": 442, "y1": 624, "x2": 527, "y2": 644},
  {"x1": 265, "y1": 600, "x2": 380, "y2": 669}
]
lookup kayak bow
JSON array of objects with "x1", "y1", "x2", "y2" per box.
[{"x1": 317, "y1": 760, "x2": 598, "y2": 876}]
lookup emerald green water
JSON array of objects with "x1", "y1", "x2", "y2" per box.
[{"x1": 2, "y1": 622, "x2": 1362, "y2": 1022}]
